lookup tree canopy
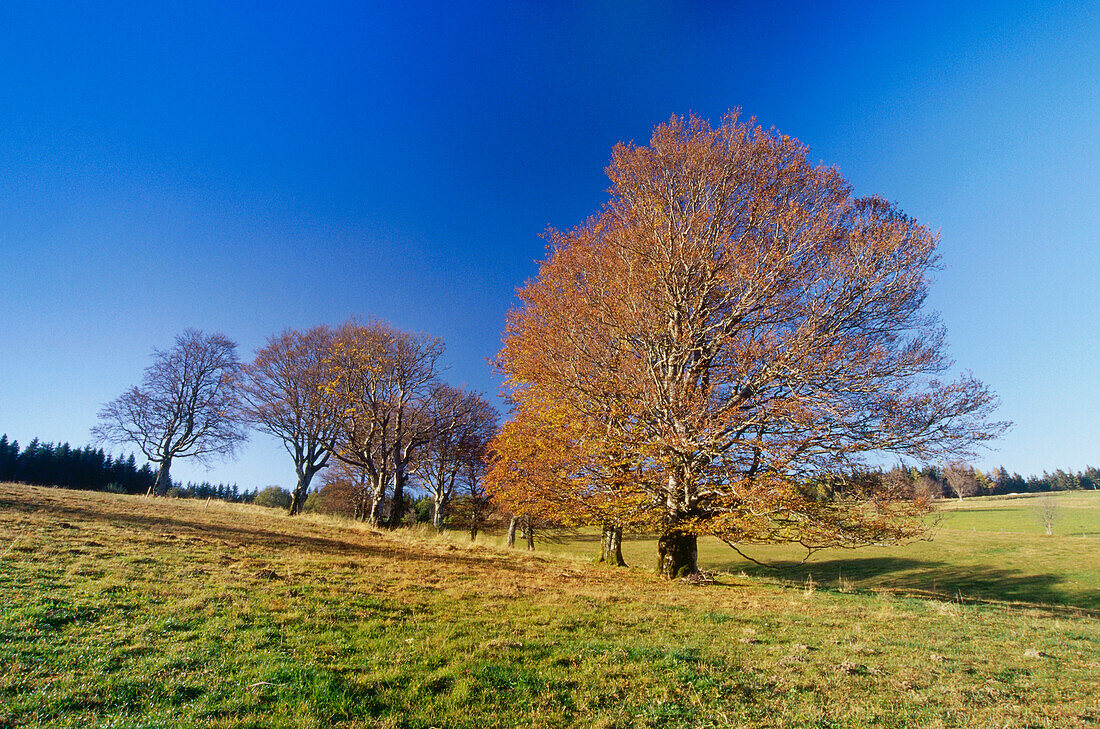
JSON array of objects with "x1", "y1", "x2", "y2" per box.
[
  {"x1": 93, "y1": 329, "x2": 247, "y2": 495},
  {"x1": 238, "y1": 326, "x2": 341, "y2": 515},
  {"x1": 490, "y1": 112, "x2": 1007, "y2": 577}
]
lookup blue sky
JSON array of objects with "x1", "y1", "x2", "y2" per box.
[{"x1": 1, "y1": 1, "x2": 1097, "y2": 489}]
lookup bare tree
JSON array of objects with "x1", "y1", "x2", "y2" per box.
[
  {"x1": 459, "y1": 419, "x2": 497, "y2": 541},
  {"x1": 93, "y1": 329, "x2": 246, "y2": 496},
  {"x1": 1034, "y1": 493, "x2": 1060, "y2": 536},
  {"x1": 943, "y1": 461, "x2": 981, "y2": 500},
  {"x1": 325, "y1": 320, "x2": 444, "y2": 528},
  {"x1": 238, "y1": 326, "x2": 340, "y2": 515},
  {"x1": 415, "y1": 385, "x2": 497, "y2": 530}
]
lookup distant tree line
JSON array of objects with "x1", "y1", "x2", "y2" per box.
[
  {"x1": 0, "y1": 433, "x2": 256, "y2": 503},
  {"x1": 0, "y1": 434, "x2": 155, "y2": 494},
  {"x1": 167, "y1": 481, "x2": 257, "y2": 503},
  {"x1": 884, "y1": 463, "x2": 1100, "y2": 500}
]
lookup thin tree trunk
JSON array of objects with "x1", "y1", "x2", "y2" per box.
[
  {"x1": 657, "y1": 528, "x2": 697, "y2": 578},
  {"x1": 368, "y1": 472, "x2": 386, "y2": 526},
  {"x1": 368, "y1": 492, "x2": 380, "y2": 525},
  {"x1": 506, "y1": 515, "x2": 518, "y2": 548},
  {"x1": 524, "y1": 515, "x2": 534, "y2": 551}
]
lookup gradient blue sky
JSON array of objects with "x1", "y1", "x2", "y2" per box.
[{"x1": 1, "y1": 1, "x2": 1097, "y2": 489}]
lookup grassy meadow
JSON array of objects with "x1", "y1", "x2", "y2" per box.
[
  {"x1": 1, "y1": 484, "x2": 1098, "y2": 728},
  {"x1": 540, "y1": 491, "x2": 1100, "y2": 613}
]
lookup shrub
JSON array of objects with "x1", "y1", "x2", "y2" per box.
[{"x1": 254, "y1": 486, "x2": 292, "y2": 510}]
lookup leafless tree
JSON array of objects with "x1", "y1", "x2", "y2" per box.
[
  {"x1": 1034, "y1": 493, "x2": 1060, "y2": 536},
  {"x1": 943, "y1": 461, "x2": 981, "y2": 500},
  {"x1": 93, "y1": 329, "x2": 246, "y2": 496},
  {"x1": 415, "y1": 385, "x2": 498, "y2": 530},
  {"x1": 238, "y1": 326, "x2": 340, "y2": 515},
  {"x1": 325, "y1": 320, "x2": 444, "y2": 528},
  {"x1": 460, "y1": 425, "x2": 496, "y2": 541}
]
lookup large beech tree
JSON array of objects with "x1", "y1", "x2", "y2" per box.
[
  {"x1": 93, "y1": 329, "x2": 247, "y2": 496},
  {"x1": 238, "y1": 326, "x2": 340, "y2": 515},
  {"x1": 492, "y1": 112, "x2": 1006, "y2": 578}
]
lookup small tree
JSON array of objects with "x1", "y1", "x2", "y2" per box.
[
  {"x1": 943, "y1": 461, "x2": 981, "y2": 500},
  {"x1": 460, "y1": 431, "x2": 495, "y2": 541},
  {"x1": 93, "y1": 329, "x2": 247, "y2": 495},
  {"x1": 1034, "y1": 493, "x2": 1059, "y2": 536},
  {"x1": 415, "y1": 385, "x2": 498, "y2": 531},
  {"x1": 254, "y1": 485, "x2": 293, "y2": 510},
  {"x1": 312, "y1": 459, "x2": 374, "y2": 520}
]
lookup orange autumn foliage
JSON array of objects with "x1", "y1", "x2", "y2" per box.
[{"x1": 489, "y1": 112, "x2": 1007, "y2": 577}]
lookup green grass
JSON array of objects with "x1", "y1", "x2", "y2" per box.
[
  {"x1": 541, "y1": 491, "x2": 1100, "y2": 613},
  {"x1": 1, "y1": 484, "x2": 1098, "y2": 728}
]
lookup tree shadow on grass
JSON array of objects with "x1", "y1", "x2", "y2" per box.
[
  {"x1": 721, "y1": 555, "x2": 1099, "y2": 613},
  {"x1": 0, "y1": 492, "x2": 539, "y2": 577}
]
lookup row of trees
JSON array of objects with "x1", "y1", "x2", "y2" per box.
[
  {"x1": 167, "y1": 481, "x2": 257, "y2": 503},
  {"x1": 901, "y1": 463, "x2": 1100, "y2": 500},
  {"x1": 0, "y1": 434, "x2": 155, "y2": 494},
  {"x1": 92, "y1": 322, "x2": 499, "y2": 529},
  {"x1": 0, "y1": 434, "x2": 259, "y2": 503},
  {"x1": 82, "y1": 111, "x2": 1013, "y2": 578},
  {"x1": 305, "y1": 456, "x2": 497, "y2": 535}
]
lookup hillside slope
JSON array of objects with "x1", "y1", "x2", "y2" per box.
[{"x1": 0, "y1": 484, "x2": 1097, "y2": 728}]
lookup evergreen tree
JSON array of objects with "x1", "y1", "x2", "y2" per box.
[{"x1": 0, "y1": 435, "x2": 15, "y2": 481}]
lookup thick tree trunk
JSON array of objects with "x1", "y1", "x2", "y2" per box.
[
  {"x1": 600, "y1": 524, "x2": 627, "y2": 566},
  {"x1": 152, "y1": 459, "x2": 172, "y2": 496},
  {"x1": 469, "y1": 501, "x2": 481, "y2": 541},
  {"x1": 287, "y1": 467, "x2": 315, "y2": 516},
  {"x1": 432, "y1": 495, "x2": 445, "y2": 531},
  {"x1": 657, "y1": 529, "x2": 698, "y2": 578},
  {"x1": 288, "y1": 486, "x2": 304, "y2": 516},
  {"x1": 506, "y1": 515, "x2": 518, "y2": 548},
  {"x1": 389, "y1": 464, "x2": 407, "y2": 529}
]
